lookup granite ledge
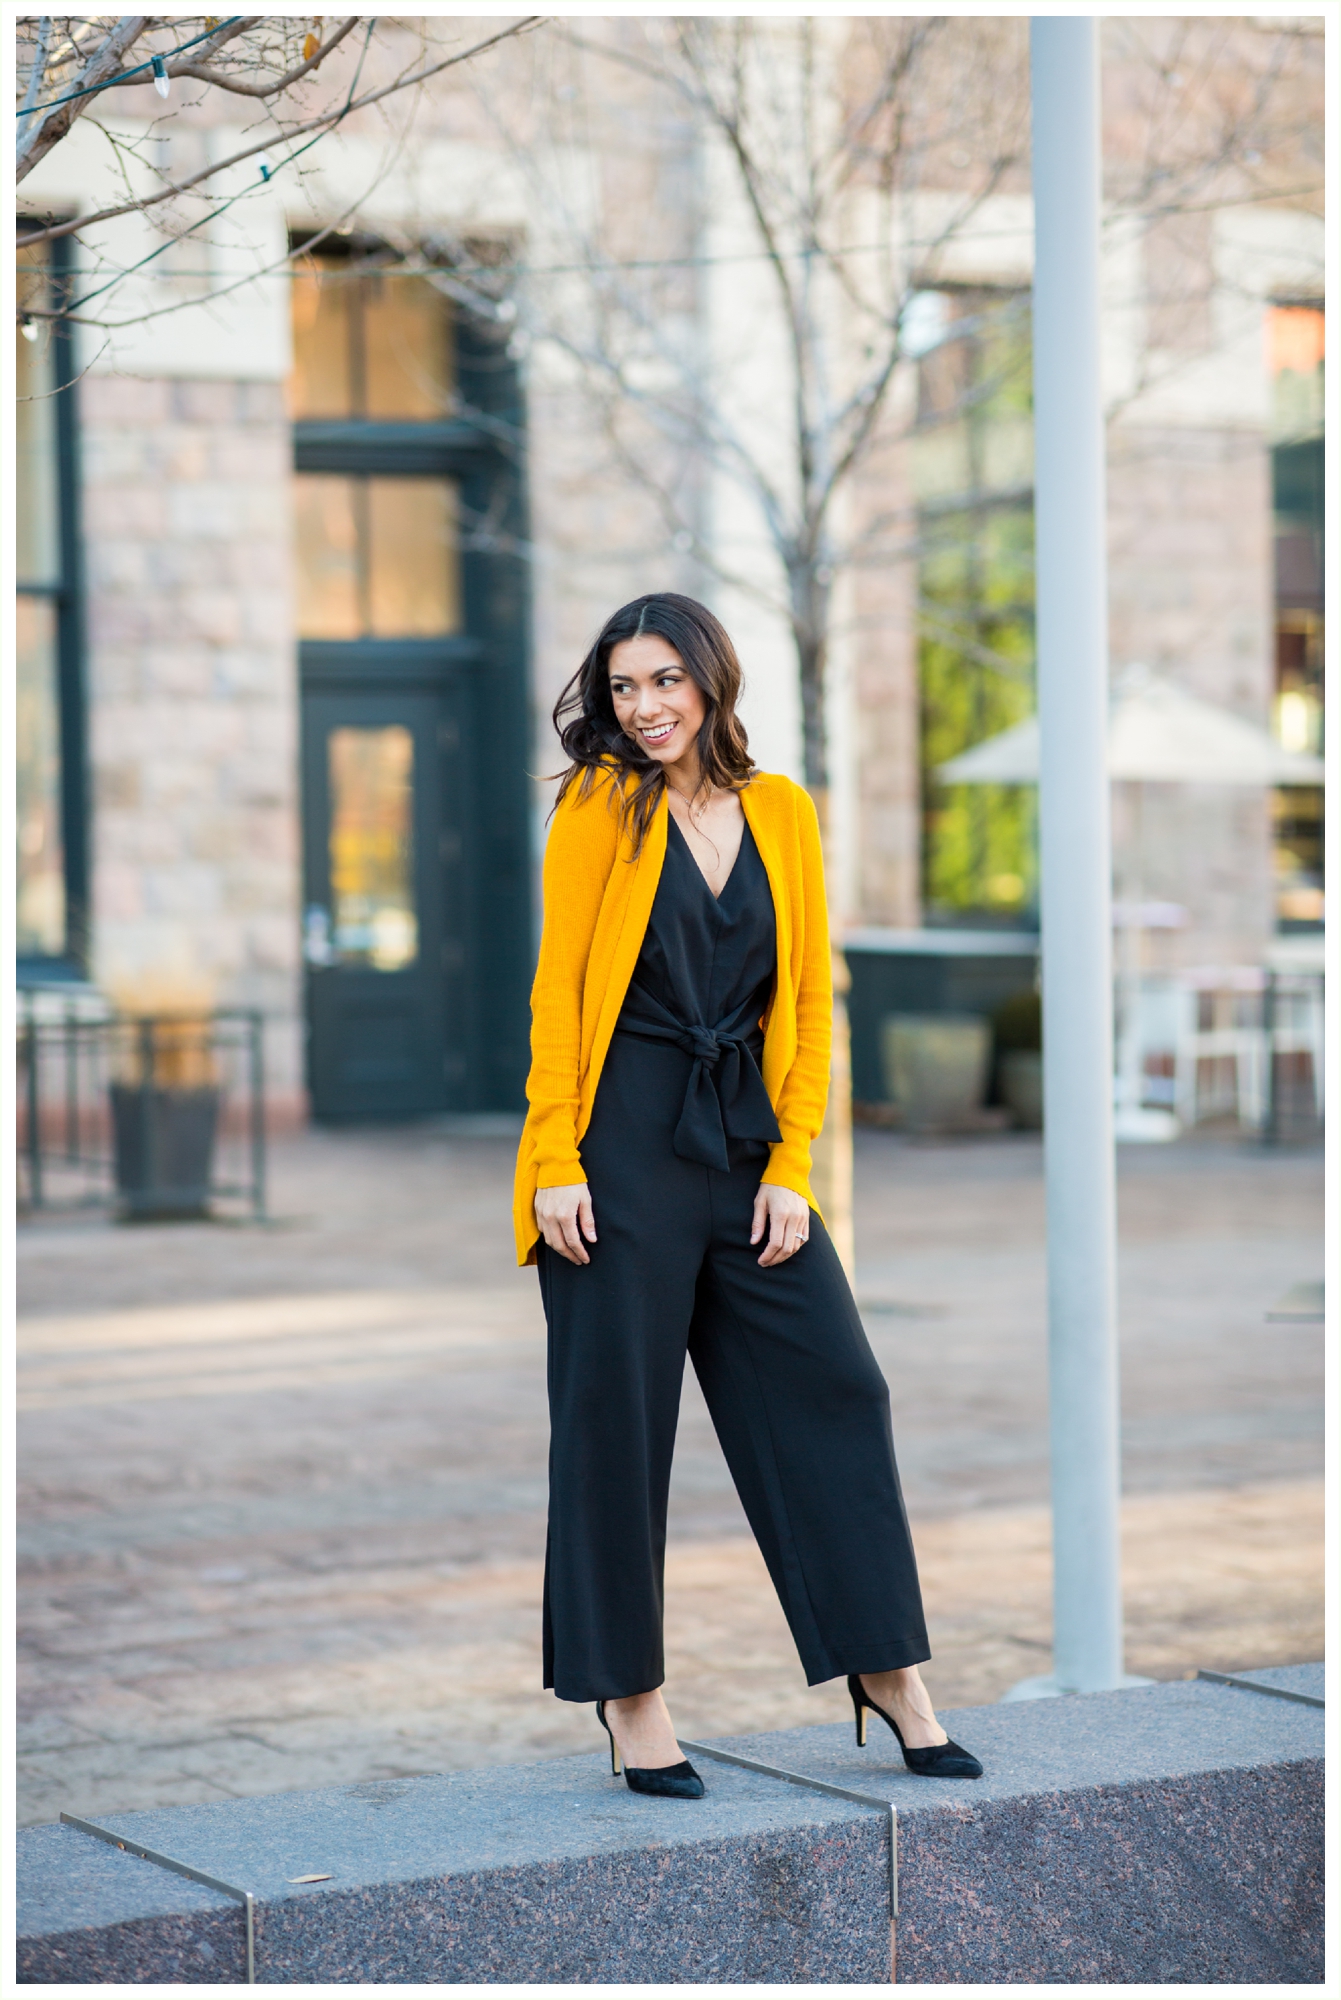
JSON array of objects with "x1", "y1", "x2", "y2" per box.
[
  {"x1": 17, "y1": 1666, "x2": 1324, "y2": 1985},
  {"x1": 18, "y1": 1751, "x2": 890, "y2": 1985}
]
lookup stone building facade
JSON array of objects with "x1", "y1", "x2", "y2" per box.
[{"x1": 15, "y1": 17, "x2": 1323, "y2": 1117}]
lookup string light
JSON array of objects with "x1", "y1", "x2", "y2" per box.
[
  {"x1": 19, "y1": 18, "x2": 242, "y2": 117},
  {"x1": 21, "y1": 318, "x2": 41, "y2": 343},
  {"x1": 257, "y1": 155, "x2": 274, "y2": 182},
  {"x1": 152, "y1": 55, "x2": 171, "y2": 99}
]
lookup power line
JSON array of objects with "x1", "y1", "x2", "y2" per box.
[
  {"x1": 23, "y1": 173, "x2": 1318, "y2": 305},
  {"x1": 23, "y1": 242, "x2": 1030, "y2": 295}
]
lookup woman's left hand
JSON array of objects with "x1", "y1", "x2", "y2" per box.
[{"x1": 751, "y1": 1184, "x2": 812, "y2": 1267}]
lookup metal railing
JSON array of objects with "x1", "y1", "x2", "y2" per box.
[{"x1": 16, "y1": 989, "x2": 267, "y2": 1220}]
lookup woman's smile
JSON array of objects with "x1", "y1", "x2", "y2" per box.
[{"x1": 607, "y1": 632, "x2": 709, "y2": 775}]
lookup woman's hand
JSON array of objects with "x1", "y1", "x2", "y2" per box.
[
  {"x1": 535, "y1": 1182, "x2": 597, "y2": 1265},
  {"x1": 751, "y1": 1184, "x2": 811, "y2": 1267}
]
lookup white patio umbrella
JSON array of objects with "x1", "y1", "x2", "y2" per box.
[
  {"x1": 938, "y1": 662, "x2": 1325, "y2": 786},
  {"x1": 937, "y1": 663, "x2": 1323, "y2": 1140}
]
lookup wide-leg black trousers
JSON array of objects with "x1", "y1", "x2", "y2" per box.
[{"x1": 538, "y1": 1032, "x2": 930, "y2": 1703}]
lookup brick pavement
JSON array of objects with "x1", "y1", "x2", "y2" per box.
[{"x1": 16, "y1": 1125, "x2": 1323, "y2": 1825}]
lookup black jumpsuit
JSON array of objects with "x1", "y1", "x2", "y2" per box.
[{"x1": 539, "y1": 815, "x2": 929, "y2": 1703}]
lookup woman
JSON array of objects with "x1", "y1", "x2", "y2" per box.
[{"x1": 514, "y1": 593, "x2": 981, "y2": 1797}]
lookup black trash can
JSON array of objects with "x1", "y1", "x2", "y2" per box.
[{"x1": 110, "y1": 1084, "x2": 220, "y2": 1220}]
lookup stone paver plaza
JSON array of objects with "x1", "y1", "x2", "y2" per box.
[{"x1": 16, "y1": 1123, "x2": 1322, "y2": 1827}]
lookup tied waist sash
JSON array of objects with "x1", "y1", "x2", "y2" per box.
[{"x1": 613, "y1": 988, "x2": 782, "y2": 1173}]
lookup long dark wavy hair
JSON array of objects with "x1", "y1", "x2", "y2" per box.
[{"x1": 553, "y1": 593, "x2": 756, "y2": 855}]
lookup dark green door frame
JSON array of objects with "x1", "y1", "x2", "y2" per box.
[{"x1": 294, "y1": 317, "x2": 531, "y2": 1120}]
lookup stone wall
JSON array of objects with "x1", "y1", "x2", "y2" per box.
[{"x1": 80, "y1": 376, "x2": 303, "y2": 1090}]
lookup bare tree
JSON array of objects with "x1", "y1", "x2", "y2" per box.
[
  {"x1": 479, "y1": 14, "x2": 1318, "y2": 804},
  {"x1": 484, "y1": 15, "x2": 1031, "y2": 804},
  {"x1": 15, "y1": 14, "x2": 541, "y2": 332}
]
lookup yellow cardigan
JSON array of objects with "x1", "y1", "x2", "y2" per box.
[{"x1": 513, "y1": 767, "x2": 831, "y2": 1265}]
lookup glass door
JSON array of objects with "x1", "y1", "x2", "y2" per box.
[{"x1": 302, "y1": 690, "x2": 466, "y2": 1120}]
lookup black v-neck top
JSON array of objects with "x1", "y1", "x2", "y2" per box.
[{"x1": 613, "y1": 813, "x2": 782, "y2": 1171}]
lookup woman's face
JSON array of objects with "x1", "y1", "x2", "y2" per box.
[{"x1": 607, "y1": 633, "x2": 708, "y2": 768}]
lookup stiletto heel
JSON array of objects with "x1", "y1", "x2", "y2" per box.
[
  {"x1": 848, "y1": 1674, "x2": 982, "y2": 1780},
  {"x1": 595, "y1": 1699, "x2": 706, "y2": 1798},
  {"x1": 596, "y1": 1701, "x2": 623, "y2": 1775}
]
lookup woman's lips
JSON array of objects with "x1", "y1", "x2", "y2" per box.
[{"x1": 640, "y1": 721, "x2": 677, "y2": 744}]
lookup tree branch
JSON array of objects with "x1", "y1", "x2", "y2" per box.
[
  {"x1": 17, "y1": 17, "x2": 544, "y2": 244},
  {"x1": 18, "y1": 16, "x2": 54, "y2": 124},
  {"x1": 17, "y1": 15, "x2": 150, "y2": 178},
  {"x1": 170, "y1": 18, "x2": 360, "y2": 98}
]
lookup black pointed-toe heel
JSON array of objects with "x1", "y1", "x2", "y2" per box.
[
  {"x1": 596, "y1": 1700, "x2": 706, "y2": 1798},
  {"x1": 848, "y1": 1674, "x2": 983, "y2": 1779}
]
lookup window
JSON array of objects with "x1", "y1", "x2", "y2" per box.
[
  {"x1": 289, "y1": 240, "x2": 464, "y2": 645},
  {"x1": 16, "y1": 235, "x2": 86, "y2": 972},
  {"x1": 912, "y1": 288, "x2": 1036, "y2": 924},
  {"x1": 294, "y1": 474, "x2": 462, "y2": 638},
  {"x1": 290, "y1": 254, "x2": 455, "y2": 420},
  {"x1": 1268, "y1": 302, "x2": 1324, "y2": 930}
]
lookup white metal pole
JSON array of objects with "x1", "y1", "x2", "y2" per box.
[{"x1": 1029, "y1": 16, "x2": 1125, "y2": 1693}]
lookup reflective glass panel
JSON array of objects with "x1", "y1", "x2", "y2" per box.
[
  {"x1": 364, "y1": 273, "x2": 453, "y2": 418},
  {"x1": 328, "y1": 726, "x2": 418, "y2": 969},
  {"x1": 289, "y1": 257, "x2": 453, "y2": 418},
  {"x1": 296, "y1": 475, "x2": 461, "y2": 637},
  {"x1": 1268, "y1": 304, "x2": 1324, "y2": 443},
  {"x1": 16, "y1": 595, "x2": 66, "y2": 956},
  {"x1": 295, "y1": 475, "x2": 361, "y2": 637},
  {"x1": 290, "y1": 261, "x2": 354, "y2": 419},
  {"x1": 368, "y1": 477, "x2": 461, "y2": 635},
  {"x1": 16, "y1": 244, "x2": 60, "y2": 586}
]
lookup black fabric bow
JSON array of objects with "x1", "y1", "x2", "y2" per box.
[{"x1": 615, "y1": 990, "x2": 781, "y2": 1172}]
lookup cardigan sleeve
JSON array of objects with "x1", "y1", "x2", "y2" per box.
[
  {"x1": 524, "y1": 780, "x2": 618, "y2": 1189},
  {"x1": 762, "y1": 784, "x2": 832, "y2": 1193}
]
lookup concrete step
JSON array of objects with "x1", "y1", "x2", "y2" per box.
[{"x1": 17, "y1": 1667, "x2": 1323, "y2": 1984}]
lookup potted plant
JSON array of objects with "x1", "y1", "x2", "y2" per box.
[
  {"x1": 992, "y1": 987, "x2": 1043, "y2": 1129},
  {"x1": 109, "y1": 1008, "x2": 220, "y2": 1221},
  {"x1": 880, "y1": 1013, "x2": 993, "y2": 1133}
]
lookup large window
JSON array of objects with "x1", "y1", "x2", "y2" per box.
[
  {"x1": 291, "y1": 253, "x2": 456, "y2": 421},
  {"x1": 16, "y1": 236, "x2": 86, "y2": 972},
  {"x1": 911, "y1": 288, "x2": 1036, "y2": 924},
  {"x1": 294, "y1": 474, "x2": 462, "y2": 639},
  {"x1": 1268, "y1": 303, "x2": 1324, "y2": 930},
  {"x1": 289, "y1": 241, "x2": 464, "y2": 644}
]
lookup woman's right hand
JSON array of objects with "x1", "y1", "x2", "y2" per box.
[{"x1": 535, "y1": 1182, "x2": 597, "y2": 1265}]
